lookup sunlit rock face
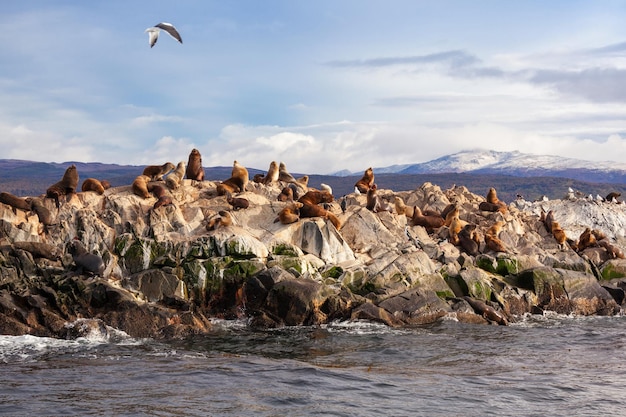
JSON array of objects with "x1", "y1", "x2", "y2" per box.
[{"x1": 1, "y1": 176, "x2": 626, "y2": 337}]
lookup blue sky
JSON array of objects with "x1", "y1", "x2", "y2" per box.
[{"x1": 1, "y1": 1, "x2": 626, "y2": 174}]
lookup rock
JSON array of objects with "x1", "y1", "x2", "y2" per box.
[{"x1": 2, "y1": 177, "x2": 626, "y2": 338}]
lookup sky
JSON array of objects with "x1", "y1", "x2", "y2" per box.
[{"x1": 1, "y1": 1, "x2": 626, "y2": 174}]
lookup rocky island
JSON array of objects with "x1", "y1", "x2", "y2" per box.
[{"x1": 1, "y1": 159, "x2": 626, "y2": 340}]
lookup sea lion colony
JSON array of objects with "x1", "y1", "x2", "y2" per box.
[{"x1": 1, "y1": 150, "x2": 625, "y2": 278}]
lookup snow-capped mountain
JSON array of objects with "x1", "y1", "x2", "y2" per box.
[
  {"x1": 340, "y1": 149, "x2": 626, "y2": 184},
  {"x1": 391, "y1": 149, "x2": 626, "y2": 174}
]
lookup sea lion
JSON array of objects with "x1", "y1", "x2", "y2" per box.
[
  {"x1": 100, "y1": 180, "x2": 111, "y2": 190},
  {"x1": 410, "y1": 206, "x2": 444, "y2": 232},
  {"x1": 298, "y1": 203, "x2": 341, "y2": 230},
  {"x1": 298, "y1": 190, "x2": 334, "y2": 206},
  {"x1": 226, "y1": 193, "x2": 250, "y2": 210},
  {"x1": 274, "y1": 202, "x2": 303, "y2": 224},
  {"x1": 0, "y1": 192, "x2": 32, "y2": 213},
  {"x1": 366, "y1": 184, "x2": 392, "y2": 213},
  {"x1": 28, "y1": 198, "x2": 54, "y2": 227},
  {"x1": 487, "y1": 187, "x2": 504, "y2": 206},
  {"x1": 394, "y1": 196, "x2": 414, "y2": 217},
  {"x1": 153, "y1": 195, "x2": 173, "y2": 210},
  {"x1": 253, "y1": 173, "x2": 265, "y2": 183},
  {"x1": 46, "y1": 164, "x2": 79, "y2": 208},
  {"x1": 443, "y1": 204, "x2": 459, "y2": 227},
  {"x1": 231, "y1": 160, "x2": 249, "y2": 191},
  {"x1": 577, "y1": 227, "x2": 597, "y2": 251},
  {"x1": 478, "y1": 201, "x2": 506, "y2": 213},
  {"x1": 458, "y1": 224, "x2": 480, "y2": 256},
  {"x1": 598, "y1": 239, "x2": 625, "y2": 259},
  {"x1": 296, "y1": 175, "x2": 309, "y2": 188},
  {"x1": 354, "y1": 167, "x2": 374, "y2": 194},
  {"x1": 462, "y1": 296, "x2": 508, "y2": 325},
  {"x1": 142, "y1": 162, "x2": 175, "y2": 181},
  {"x1": 605, "y1": 192, "x2": 621, "y2": 203},
  {"x1": 551, "y1": 221, "x2": 567, "y2": 248},
  {"x1": 448, "y1": 215, "x2": 464, "y2": 245},
  {"x1": 68, "y1": 239, "x2": 105, "y2": 276},
  {"x1": 81, "y1": 178, "x2": 106, "y2": 195},
  {"x1": 277, "y1": 186, "x2": 294, "y2": 202},
  {"x1": 217, "y1": 160, "x2": 249, "y2": 195},
  {"x1": 262, "y1": 161, "x2": 279, "y2": 184},
  {"x1": 185, "y1": 148, "x2": 205, "y2": 181},
  {"x1": 131, "y1": 175, "x2": 151, "y2": 198},
  {"x1": 542, "y1": 210, "x2": 555, "y2": 234},
  {"x1": 165, "y1": 161, "x2": 186, "y2": 190},
  {"x1": 485, "y1": 221, "x2": 508, "y2": 253},
  {"x1": 206, "y1": 210, "x2": 232, "y2": 231},
  {"x1": 149, "y1": 184, "x2": 173, "y2": 209},
  {"x1": 278, "y1": 162, "x2": 297, "y2": 183}
]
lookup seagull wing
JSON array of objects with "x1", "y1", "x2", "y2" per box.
[
  {"x1": 145, "y1": 28, "x2": 159, "y2": 47},
  {"x1": 155, "y1": 22, "x2": 183, "y2": 44}
]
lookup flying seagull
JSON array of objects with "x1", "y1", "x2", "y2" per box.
[{"x1": 145, "y1": 22, "x2": 183, "y2": 48}]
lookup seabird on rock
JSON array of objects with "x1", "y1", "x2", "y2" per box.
[{"x1": 145, "y1": 22, "x2": 183, "y2": 48}]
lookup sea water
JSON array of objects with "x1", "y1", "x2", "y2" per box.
[{"x1": 1, "y1": 314, "x2": 625, "y2": 416}]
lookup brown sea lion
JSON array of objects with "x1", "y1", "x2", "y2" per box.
[
  {"x1": 28, "y1": 198, "x2": 54, "y2": 226},
  {"x1": 605, "y1": 192, "x2": 621, "y2": 203},
  {"x1": 277, "y1": 186, "x2": 294, "y2": 202},
  {"x1": 298, "y1": 190, "x2": 334, "y2": 206},
  {"x1": 216, "y1": 178, "x2": 241, "y2": 196},
  {"x1": 226, "y1": 193, "x2": 250, "y2": 210},
  {"x1": 296, "y1": 175, "x2": 309, "y2": 188},
  {"x1": 486, "y1": 187, "x2": 506, "y2": 207},
  {"x1": 551, "y1": 221, "x2": 567, "y2": 248},
  {"x1": 131, "y1": 175, "x2": 151, "y2": 198},
  {"x1": 394, "y1": 196, "x2": 414, "y2": 217},
  {"x1": 46, "y1": 164, "x2": 79, "y2": 207},
  {"x1": 542, "y1": 210, "x2": 555, "y2": 234},
  {"x1": 298, "y1": 203, "x2": 341, "y2": 230},
  {"x1": 274, "y1": 202, "x2": 303, "y2": 224},
  {"x1": 68, "y1": 239, "x2": 105, "y2": 276},
  {"x1": 462, "y1": 296, "x2": 508, "y2": 325},
  {"x1": 485, "y1": 221, "x2": 508, "y2": 253},
  {"x1": 366, "y1": 184, "x2": 392, "y2": 213},
  {"x1": 458, "y1": 224, "x2": 480, "y2": 256},
  {"x1": 448, "y1": 215, "x2": 464, "y2": 245},
  {"x1": 81, "y1": 178, "x2": 106, "y2": 195},
  {"x1": 478, "y1": 201, "x2": 507, "y2": 213},
  {"x1": 443, "y1": 204, "x2": 459, "y2": 227},
  {"x1": 142, "y1": 162, "x2": 175, "y2": 181},
  {"x1": 231, "y1": 160, "x2": 249, "y2": 191},
  {"x1": 577, "y1": 227, "x2": 597, "y2": 251},
  {"x1": 278, "y1": 162, "x2": 297, "y2": 183},
  {"x1": 262, "y1": 161, "x2": 279, "y2": 184},
  {"x1": 153, "y1": 195, "x2": 173, "y2": 210},
  {"x1": 206, "y1": 210, "x2": 232, "y2": 231},
  {"x1": 598, "y1": 239, "x2": 625, "y2": 259},
  {"x1": 354, "y1": 167, "x2": 374, "y2": 194},
  {"x1": 253, "y1": 173, "x2": 265, "y2": 183},
  {"x1": 0, "y1": 192, "x2": 32, "y2": 213},
  {"x1": 185, "y1": 148, "x2": 205, "y2": 181},
  {"x1": 165, "y1": 161, "x2": 186, "y2": 190},
  {"x1": 410, "y1": 206, "x2": 444, "y2": 232}
]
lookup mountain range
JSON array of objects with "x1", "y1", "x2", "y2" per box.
[
  {"x1": 344, "y1": 149, "x2": 626, "y2": 183},
  {"x1": 1, "y1": 149, "x2": 625, "y2": 202}
]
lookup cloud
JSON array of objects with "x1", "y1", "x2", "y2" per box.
[{"x1": 529, "y1": 68, "x2": 626, "y2": 103}]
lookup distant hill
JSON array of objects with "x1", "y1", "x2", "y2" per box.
[
  {"x1": 338, "y1": 149, "x2": 626, "y2": 185},
  {"x1": 1, "y1": 152, "x2": 625, "y2": 203}
]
